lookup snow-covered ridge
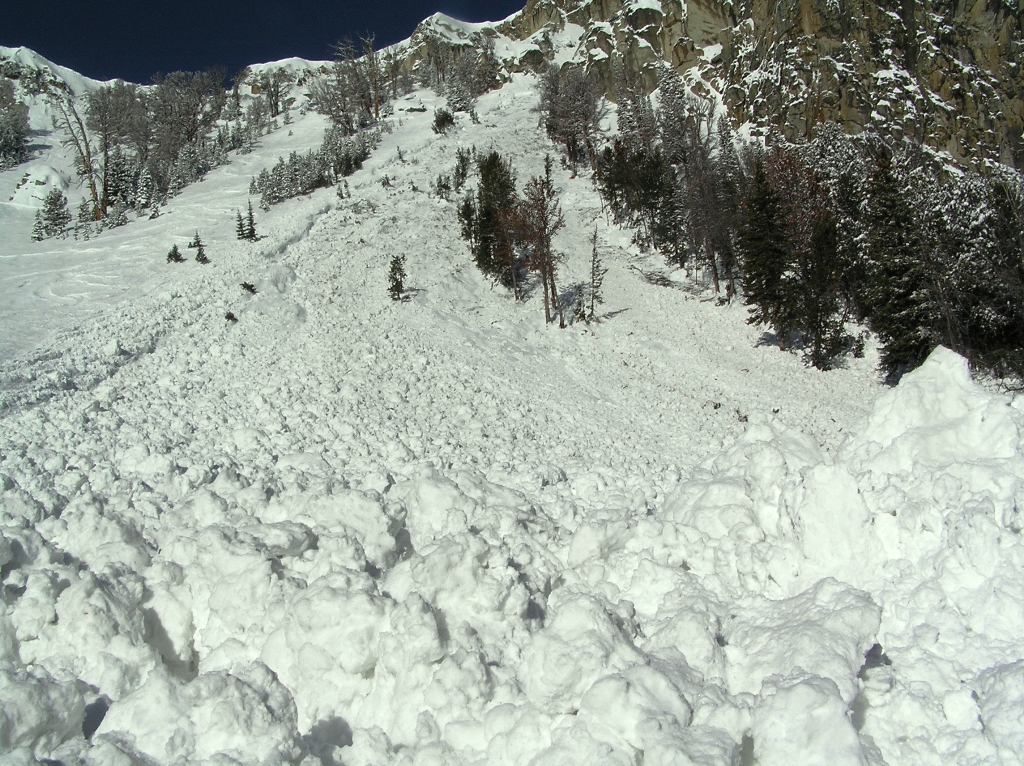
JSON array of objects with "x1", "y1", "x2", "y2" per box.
[{"x1": 0, "y1": 45, "x2": 109, "y2": 95}]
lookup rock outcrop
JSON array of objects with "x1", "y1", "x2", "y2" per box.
[{"x1": 401, "y1": 0, "x2": 1024, "y2": 169}]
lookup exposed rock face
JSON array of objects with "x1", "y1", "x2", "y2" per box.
[
  {"x1": 723, "y1": 0, "x2": 1024, "y2": 168},
  {"x1": 402, "y1": 0, "x2": 1024, "y2": 169}
]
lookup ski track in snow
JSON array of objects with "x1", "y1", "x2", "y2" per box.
[{"x1": 2, "y1": 76, "x2": 1024, "y2": 766}]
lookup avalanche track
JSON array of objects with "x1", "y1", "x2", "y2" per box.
[{"x1": 3, "y1": 78, "x2": 1024, "y2": 766}]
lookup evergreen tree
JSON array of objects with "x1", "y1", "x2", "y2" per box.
[
  {"x1": 0, "y1": 77, "x2": 29, "y2": 168},
  {"x1": 539, "y1": 64, "x2": 605, "y2": 170},
  {"x1": 587, "y1": 229, "x2": 607, "y2": 321},
  {"x1": 235, "y1": 210, "x2": 246, "y2": 240},
  {"x1": 106, "y1": 200, "x2": 129, "y2": 227},
  {"x1": 388, "y1": 254, "x2": 407, "y2": 300},
  {"x1": 40, "y1": 188, "x2": 72, "y2": 237},
  {"x1": 739, "y1": 158, "x2": 796, "y2": 347},
  {"x1": 31, "y1": 210, "x2": 45, "y2": 241},
  {"x1": 245, "y1": 200, "x2": 257, "y2": 240},
  {"x1": 471, "y1": 151, "x2": 518, "y2": 279},
  {"x1": 860, "y1": 151, "x2": 935, "y2": 378},
  {"x1": 518, "y1": 156, "x2": 566, "y2": 326},
  {"x1": 167, "y1": 244, "x2": 184, "y2": 262},
  {"x1": 194, "y1": 235, "x2": 209, "y2": 264},
  {"x1": 799, "y1": 212, "x2": 848, "y2": 369}
]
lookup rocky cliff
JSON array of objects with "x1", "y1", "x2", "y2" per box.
[{"x1": 403, "y1": 0, "x2": 1024, "y2": 169}]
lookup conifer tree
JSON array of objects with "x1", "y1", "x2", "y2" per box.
[
  {"x1": 739, "y1": 158, "x2": 795, "y2": 347},
  {"x1": 799, "y1": 212, "x2": 847, "y2": 368},
  {"x1": 587, "y1": 229, "x2": 607, "y2": 321},
  {"x1": 194, "y1": 235, "x2": 209, "y2": 264},
  {"x1": 471, "y1": 151, "x2": 518, "y2": 280},
  {"x1": 245, "y1": 200, "x2": 257, "y2": 240},
  {"x1": 518, "y1": 156, "x2": 566, "y2": 327},
  {"x1": 167, "y1": 244, "x2": 184, "y2": 262},
  {"x1": 388, "y1": 254, "x2": 406, "y2": 300},
  {"x1": 31, "y1": 210, "x2": 45, "y2": 241},
  {"x1": 235, "y1": 210, "x2": 246, "y2": 240},
  {"x1": 40, "y1": 188, "x2": 72, "y2": 238},
  {"x1": 860, "y1": 151, "x2": 935, "y2": 378}
]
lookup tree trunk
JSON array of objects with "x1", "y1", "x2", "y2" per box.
[
  {"x1": 53, "y1": 94, "x2": 101, "y2": 220},
  {"x1": 541, "y1": 265, "x2": 552, "y2": 323}
]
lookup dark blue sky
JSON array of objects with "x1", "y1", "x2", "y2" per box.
[{"x1": 1, "y1": 1, "x2": 527, "y2": 84}]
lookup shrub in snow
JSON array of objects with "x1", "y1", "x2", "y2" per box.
[{"x1": 432, "y1": 107, "x2": 455, "y2": 135}]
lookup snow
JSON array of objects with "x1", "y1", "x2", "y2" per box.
[{"x1": 2, "y1": 60, "x2": 1024, "y2": 765}]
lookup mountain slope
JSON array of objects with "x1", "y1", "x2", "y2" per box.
[{"x1": 2, "y1": 58, "x2": 1024, "y2": 765}]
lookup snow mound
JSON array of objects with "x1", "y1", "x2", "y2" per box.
[{"x1": 6, "y1": 165, "x2": 69, "y2": 208}]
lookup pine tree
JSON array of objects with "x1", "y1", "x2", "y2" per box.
[
  {"x1": 388, "y1": 254, "x2": 406, "y2": 300},
  {"x1": 800, "y1": 212, "x2": 848, "y2": 369},
  {"x1": 739, "y1": 158, "x2": 796, "y2": 347},
  {"x1": 860, "y1": 151, "x2": 935, "y2": 379},
  {"x1": 167, "y1": 244, "x2": 184, "y2": 262},
  {"x1": 40, "y1": 188, "x2": 72, "y2": 237},
  {"x1": 235, "y1": 210, "x2": 246, "y2": 240},
  {"x1": 472, "y1": 151, "x2": 518, "y2": 279},
  {"x1": 587, "y1": 229, "x2": 607, "y2": 321},
  {"x1": 31, "y1": 210, "x2": 45, "y2": 241},
  {"x1": 107, "y1": 200, "x2": 128, "y2": 228},
  {"x1": 194, "y1": 235, "x2": 209, "y2": 264},
  {"x1": 245, "y1": 200, "x2": 257, "y2": 240},
  {"x1": 518, "y1": 155, "x2": 566, "y2": 327}
]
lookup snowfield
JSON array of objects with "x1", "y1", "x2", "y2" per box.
[{"x1": 3, "y1": 74, "x2": 1024, "y2": 766}]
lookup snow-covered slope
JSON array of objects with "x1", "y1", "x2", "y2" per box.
[{"x1": 3, "y1": 62, "x2": 1024, "y2": 766}]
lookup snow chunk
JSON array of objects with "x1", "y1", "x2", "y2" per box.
[
  {"x1": 96, "y1": 662, "x2": 301, "y2": 765},
  {"x1": 751, "y1": 675, "x2": 865, "y2": 765},
  {"x1": 847, "y1": 346, "x2": 1018, "y2": 471},
  {"x1": 977, "y1": 661, "x2": 1024, "y2": 752},
  {"x1": 522, "y1": 593, "x2": 643, "y2": 714},
  {"x1": 0, "y1": 663, "x2": 84, "y2": 755}
]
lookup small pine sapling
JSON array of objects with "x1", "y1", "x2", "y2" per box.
[
  {"x1": 225, "y1": 311, "x2": 238, "y2": 322},
  {"x1": 235, "y1": 210, "x2": 247, "y2": 240},
  {"x1": 31, "y1": 211, "x2": 45, "y2": 241},
  {"x1": 587, "y1": 229, "x2": 607, "y2": 321},
  {"x1": 167, "y1": 244, "x2": 184, "y2": 263},
  {"x1": 245, "y1": 200, "x2": 257, "y2": 240},
  {"x1": 188, "y1": 231, "x2": 200, "y2": 248},
  {"x1": 194, "y1": 236, "x2": 209, "y2": 264},
  {"x1": 433, "y1": 174, "x2": 452, "y2": 200},
  {"x1": 453, "y1": 148, "x2": 472, "y2": 190},
  {"x1": 241, "y1": 282, "x2": 257, "y2": 294},
  {"x1": 388, "y1": 254, "x2": 407, "y2": 301}
]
